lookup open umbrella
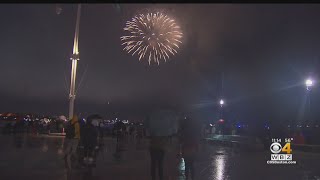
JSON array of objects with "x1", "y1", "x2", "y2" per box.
[
  {"x1": 59, "y1": 115, "x2": 67, "y2": 121},
  {"x1": 145, "y1": 108, "x2": 179, "y2": 137},
  {"x1": 87, "y1": 114, "x2": 102, "y2": 127}
]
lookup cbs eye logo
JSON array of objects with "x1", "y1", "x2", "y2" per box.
[{"x1": 270, "y1": 142, "x2": 292, "y2": 154}]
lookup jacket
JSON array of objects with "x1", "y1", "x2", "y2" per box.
[
  {"x1": 71, "y1": 115, "x2": 80, "y2": 139},
  {"x1": 81, "y1": 124, "x2": 98, "y2": 148}
]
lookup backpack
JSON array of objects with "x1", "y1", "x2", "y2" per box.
[{"x1": 65, "y1": 121, "x2": 75, "y2": 139}]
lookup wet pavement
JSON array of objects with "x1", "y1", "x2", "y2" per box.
[{"x1": 0, "y1": 134, "x2": 320, "y2": 180}]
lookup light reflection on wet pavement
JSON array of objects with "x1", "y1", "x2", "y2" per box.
[{"x1": 0, "y1": 134, "x2": 320, "y2": 180}]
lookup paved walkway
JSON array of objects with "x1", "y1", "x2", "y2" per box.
[{"x1": 0, "y1": 134, "x2": 320, "y2": 180}]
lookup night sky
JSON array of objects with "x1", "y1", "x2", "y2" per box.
[{"x1": 1, "y1": 4, "x2": 320, "y2": 124}]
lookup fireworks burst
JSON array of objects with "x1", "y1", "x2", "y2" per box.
[{"x1": 120, "y1": 12, "x2": 183, "y2": 65}]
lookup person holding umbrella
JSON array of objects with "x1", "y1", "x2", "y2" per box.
[
  {"x1": 64, "y1": 114, "x2": 81, "y2": 170},
  {"x1": 81, "y1": 114, "x2": 101, "y2": 165},
  {"x1": 180, "y1": 115, "x2": 201, "y2": 180},
  {"x1": 113, "y1": 120, "x2": 126, "y2": 160},
  {"x1": 145, "y1": 103, "x2": 179, "y2": 180}
]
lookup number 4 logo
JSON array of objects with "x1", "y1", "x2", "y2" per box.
[{"x1": 281, "y1": 143, "x2": 292, "y2": 154}]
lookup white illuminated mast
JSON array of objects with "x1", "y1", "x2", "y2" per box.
[{"x1": 68, "y1": 4, "x2": 81, "y2": 120}]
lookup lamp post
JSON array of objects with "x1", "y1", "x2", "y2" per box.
[
  {"x1": 218, "y1": 99, "x2": 225, "y2": 136},
  {"x1": 219, "y1": 99, "x2": 224, "y2": 118},
  {"x1": 305, "y1": 78, "x2": 314, "y2": 126},
  {"x1": 68, "y1": 4, "x2": 81, "y2": 120}
]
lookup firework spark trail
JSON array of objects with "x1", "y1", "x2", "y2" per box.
[{"x1": 121, "y1": 12, "x2": 183, "y2": 65}]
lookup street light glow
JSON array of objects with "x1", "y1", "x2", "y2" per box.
[
  {"x1": 305, "y1": 79, "x2": 313, "y2": 90},
  {"x1": 219, "y1": 99, "x2": 224, "y2": 106},
  {"x1": 306, "y1": 79, "x2": 313, "y2": 87}
]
